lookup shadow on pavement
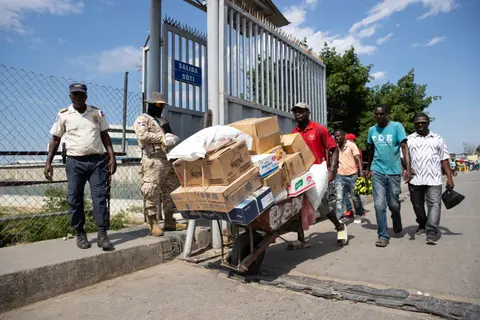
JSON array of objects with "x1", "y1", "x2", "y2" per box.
[
  {"x1": 91, "y1": 227, "x2": 151, "y2": 246},
  {"x1": 258, "y1": 231, "x2": 354, "y2": 279}
]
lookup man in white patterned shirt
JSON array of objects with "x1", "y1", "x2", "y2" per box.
[{"x1": 407, "y1": 113, "x2": 454, "y2": 245}]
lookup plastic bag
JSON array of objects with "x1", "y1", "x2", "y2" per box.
[
  {"x1": 441, "y1": 189, "x2": 465, "y2": 209},
  {"x1": 166, "y1": 125, "x2": 252, "y2": 161},
  {"x1": 305, "y1": 162, "x2": 329, "y2": 210}
]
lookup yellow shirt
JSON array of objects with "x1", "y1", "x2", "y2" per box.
[
  {"x1": 50, "y1": 104, "x2": 109, "y2": 156},
  {"x1": 338, "y1": 140, "x2": 360, "y2": 176}
]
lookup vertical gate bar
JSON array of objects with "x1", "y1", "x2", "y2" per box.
[
  {"x1": 303, "y1": 55, "x2": 307, "y2": 103},
  {"x1": 179, "y1": 35, "x2": 183, "y2": 108},
  {"x1": 161, "y1": 27, "x2": 169, "y2": 103},
  {"x1": 229, "y1": 8, "x2": 233, "y2": 95},
  {"x1": 275, "y1": 38, "x2": 279, "y2": 111},
  {"x1": 219, "y1": 0, "x2": 227, "y2": 125},
  {"x1": 280, "y1": 42, "x2": 284, "y2": 111},
  {"x1": 205, "y1": 43, "x2": 209, "y2": 112},
  {"x1": 270, "y1": 35, "x2": 274, "y2": 108},
  {"x1": 186, "y1": 40, "x2": 190, "y2": 109},
  {"x1": 242, "y1": 16, "x2": 247, "y2": 98},
  {"x1": 299, "y1": 54, "x2": 303, "y2": 103},
  {"x1": 312, "y1": 63, "x2": 317, "y2": 122},
  {"x1": 308, "y1": 59, "x2": 312, "y2": 120},
  {"x1": 254, "y1": 23, "x2": 259, "y2": 104},
  {"x1": 260, "y1": 29, "x2": 265, "y2": 106},
  {"x1": 289, "y1": 47, "x2": 293, "y2": 109},
  {"x1": 293, "y1": 50, "x2": 297, "y2": 105},
  {"x1": 199, "y1": 44, "x2": 203, "y2": 112},
  {"x1": 171, "y1": 33, "x2": 176, "y2": 106},
  {"x1": 193, "y1": 41, "x2": 197, "y2": 111},
  {"x1": 236, "y1": 11, "x2": 240, "y2": 97},
  {"x1": 249, "y1": 20, "x2": 253, "y2": 101},
  {"x1": 266, "y1": 33, "x2": 270, "y2": 107},
  {"x1": 316, "y1": 65, "x2": 320, "y2": 123},
  {"x1": 322, "y1": 66, "x2": 326, "y2": 125}
]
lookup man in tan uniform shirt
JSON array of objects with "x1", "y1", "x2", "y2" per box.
[{"x1": 134, "y1": 92, "x2": 186, "y2": 236}]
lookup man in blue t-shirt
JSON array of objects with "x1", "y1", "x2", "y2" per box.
[{"x1": 366, "y1": 105, "x2": 412, "y2": 247}]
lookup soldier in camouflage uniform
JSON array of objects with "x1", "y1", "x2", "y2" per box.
[{"x1": 133, "y1": 92, "x2": 186, "y2": 236}]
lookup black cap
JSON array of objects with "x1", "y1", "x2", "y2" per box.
[{"x1": 69, "y1": 83, "x2": 87, "y2": 93}]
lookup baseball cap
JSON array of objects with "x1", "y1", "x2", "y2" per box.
[
  {"x1": 346, "y1": 133, "x2": 356, "y2": 141},
  {"x1": 291, "y1": 102, "x2": 310, "y2": 112},
  {"x1": 69, "y1": 83, "x2": 87, "y2": 93}
]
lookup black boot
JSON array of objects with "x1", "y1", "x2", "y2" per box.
[
  {"x1": 76, "y1": 230, "x2": 91, "y2": 249},
  {"x1": 97, "y1": 227, "x2": 115, "y2": 251}
]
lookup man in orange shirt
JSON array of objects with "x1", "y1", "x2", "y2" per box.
[{"x1": 334, "y1": 129, "x2": 365, "y2": 224}]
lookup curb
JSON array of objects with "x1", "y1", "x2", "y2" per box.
[{"x1": 0, "y1": 228, "x2": 186, "y2": 314}]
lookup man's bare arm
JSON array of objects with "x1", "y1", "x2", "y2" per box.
[
  {"x1": 366, "y1": 144, "x2": 374, "y2": 178},
  {"x1": 355, "y1": 155, "x2": 364, "y2": 177},
  {"x1": 44, "y1": 136, "x2": 61, "y2": 180},
  {"x1": 400, "y1": 141, "x2": 412, "y2": 183}
]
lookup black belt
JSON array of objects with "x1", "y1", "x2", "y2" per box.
[{"x1": 68, "y1": 154, "x2": 105, "y2": 161}]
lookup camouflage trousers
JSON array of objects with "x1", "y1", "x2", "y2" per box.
[{"x1": 140, "y1": 155, "x2": 179, "y2": 225}]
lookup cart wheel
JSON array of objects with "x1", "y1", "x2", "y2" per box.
[{"x1": 229, "y1": 231, "x2": 265, "y2": 275}]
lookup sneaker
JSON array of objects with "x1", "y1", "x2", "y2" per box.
[
  {"x1": 344, "y1": 211, "x2": 354, "y2": 218},
  {"x1": 426, "y1": 233, "x2": 437, "y2": 245},
  {"x1": 416, "y1": 228, "x2": 426, "y2": 236},
  {"x1": 354, "y1": 212, "x2": 366, "y2": 224},
  {"x1": 375, "y1": 238, "x2": 389, "y2": 247}
]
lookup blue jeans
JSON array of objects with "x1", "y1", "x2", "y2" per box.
[
  {"x1": 372, "y1": 172, "x2": 402, "y2": 240},
  {"x1": 335, "y1": 174, "x2": 364, "y2": 219},
  {"x1": 343, "y1": 187, "x2": 352, "y2": 211}
]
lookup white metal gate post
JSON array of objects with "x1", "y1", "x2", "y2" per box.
[
  {"x1": 148, "y1": 0, "x2": 162, "y2": 95},
  {"x1": 207, "y1": 0, "x2": 222, "y2": 250}
]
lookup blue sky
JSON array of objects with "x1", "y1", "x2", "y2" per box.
[{"x1": 1, "y1": 0, "x2": 479, "y2": 153}]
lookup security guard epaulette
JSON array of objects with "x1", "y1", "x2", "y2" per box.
[{"x1": 60, "y1": 108, "x2": 68, "y2": 113}]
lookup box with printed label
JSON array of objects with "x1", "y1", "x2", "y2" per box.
[
  {"x1": 229, "y1": 117, "x2": 281, "y2": 154},
  {"x1": 280, "y1": 153, "x2": 306, "y2": 182},
  {"x1": 173, "y1": 141, "x2": 253, "y2": 187},
  {"x1": 261, "y1": 166, "x2": 288, "y2": 197},
  {"x1": 194, "y1": 167, "x2": 262, "y2": 212},
  {"x1": 252, "y1": 154, "x2": 279, "y2": 178},
  {"x1": 281, "y1": 133, "x2": 315, "y2": 170},
  {"x1": 264, "y1": 145, "x2": 286, "y2": 162},
  {"x1": 287, "y1": 171, "x2": 316, "y2": 197},
  {"x1": 227, "y1": 187, "x2": 274, "y2": 225}
]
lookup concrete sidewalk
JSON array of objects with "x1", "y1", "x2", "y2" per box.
[
  {"x1": 0, "y1": 225, "x2": 187, "y2": 313},
  {"x1": 259, "y1": 172, "x2": 480, "y2": 304}
]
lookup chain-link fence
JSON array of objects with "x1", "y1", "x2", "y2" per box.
[{"x1": 0, "y1": 65, "x2": 145, "y2": 247}]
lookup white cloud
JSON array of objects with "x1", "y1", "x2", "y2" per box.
[
  {"x1": 71, "y1": 46, "x2": 142, "y2": 74},
  {"x1": 425, "y1": 36, "x2": 446, "y2": 47},
  {"x1": 281, "y1": 3, "x2": 376, "y2": 55},
  {"x1": 0, "y1": 0, "x2": 83, "y2": 35},
  {"x1": 371, "y1": 71, "x2": 387, "y2": 80},
  {"x1": 376, "y1": 32, "x2": 394, "y2": 45},
  {"x1": 356, "y1": 25, "x2": 377, "y2": 38},
  {"x1": 350, "y1": 0, "x2": 457, "y2": 34}
]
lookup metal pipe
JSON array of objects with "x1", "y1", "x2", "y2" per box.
[
  {"x1": 242, "y1": 16, "x2": 247, "y2": 98},
  {"x1": 271, "y1": 35, "x2": 275, "y2": 109},
  {"x1": 171, "y1": 33, "x2": 176, "y2": 105},
  {"x1": 179, "y1": 36, "x2": 183, "y2": 108},
  {"x1": 161, "y1": 27, "x2": 168, "y2": 102},
  {"x1": 192, "y1": 41, "x2": 197, "y2": 111},
  {"x1": 186, "y1": 40, "x2": 190, "y2": 109},
  {"x1": 293, "y1": 51, "x2": 297, "y2": 104},
  {"x1": 288, "y1": 46, "x2": 292, "y2": 109},
  {"x1": 121, "y1": 71, "x2": 128, "y2": 154},
  {"x1": 280, "y1": 42, "x2": 284, "y2": 112},
  {"x1": 275, "y1": 38, "x2": 279, "y2": 111},
  {"x1": 183, "y1": 219, "x2": 196, "y2": 258},
  {"x1": 260, "y1": 29, "x2": 264, "y2": 106},
  {"x1": 142, "y1": 46, "x2": 149, "y2": 113},
  {"x1": 148, "y1": 0, "x2": 162, "y2": 94},
  {"x1": 229, "y1": 8, "x2": 233, "y2": 95},
  {"x1": 236, "y1": 11, "x2": 240, "y2": 97},
  {"x1": 266, "y1": 34, "x2": 270, "y2": 107}
]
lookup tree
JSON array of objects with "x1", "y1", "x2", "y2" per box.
[
  {"x1": 319, "y1": 45, "x2": 373, "y2": 134},
  {"x1": 356, "y1": 69, "x2": 441, "y2": 149}
]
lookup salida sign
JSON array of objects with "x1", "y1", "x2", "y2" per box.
[{"x1": 174, "y1": 60, "x2": 202, "y2": 87}]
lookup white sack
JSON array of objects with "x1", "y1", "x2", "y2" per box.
[
  {"x1": 305, "y1": 162, "x2": 329, "y2": 210},
  {"x1": 166, "y1": 125, "x2": 252, "y2": 161}
]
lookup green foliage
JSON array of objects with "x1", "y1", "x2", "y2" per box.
[
  {"x1": 356, "y1": 69, "x2": 440, "y2": 149},
  {"x1": 476, "y1": 145, "x2": 480, "y2": 155},
  {"x1": 0, "y1": 187, "x2": 130, "y2": 247},
  {"x1": 319, "y1": 45, "x2": 373, "y2": 134}
]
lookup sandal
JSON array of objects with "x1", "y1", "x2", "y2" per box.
[{"x1": 375, "y1": 238, "x2": 389, "y2": 247}]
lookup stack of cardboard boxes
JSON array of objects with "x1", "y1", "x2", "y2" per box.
[{"x1": 170, "y1": 116, "x2": 316, "y2": 225}]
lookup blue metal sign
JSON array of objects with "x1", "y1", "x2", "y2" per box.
[{"x1": 174, "y1": 60, "x2": 202, "y2": 87}]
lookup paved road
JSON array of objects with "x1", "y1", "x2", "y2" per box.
[
  {"x1": 0, "y1": 261, "x2": 436, "y2": 320},
  {"x1": 261, "y1": 171, "x2": 480, "y2": 302}
]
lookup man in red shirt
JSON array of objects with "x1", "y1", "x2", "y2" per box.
[{"x1": 291, "y1": 102, "x2": 347, "y2": 245}]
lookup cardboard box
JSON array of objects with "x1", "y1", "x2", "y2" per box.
[
  {"x1": 252, "y1": 154, "x2": 279, "y2": 178},
  {"x1": 228, "y1": 187, "x2": 274, "y2": 225},
  {"x1": 173, "y1": 141, "x2": 253, "y2": 187},
  {"x1": 195, "y1": 167, "x2": 262, "y2": 212},
  {"x1": 281, "y1": 153, "x2": 306, "y2": 182},
  {"x1": 281, "y1": 133, "x2": 316, "y2": 170},
  {"x1": 264, "y1": 145, "x2": 286, "y2": 162},
  {"x1": 229, "y1": 117, "x2": 281, "y2": 154},
  {"x1": 262, "y1": 166, "x2": 288, "y2": 197},
  {"x1": 287, "y1": 171, "x2": 316, "y2": 197}
]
